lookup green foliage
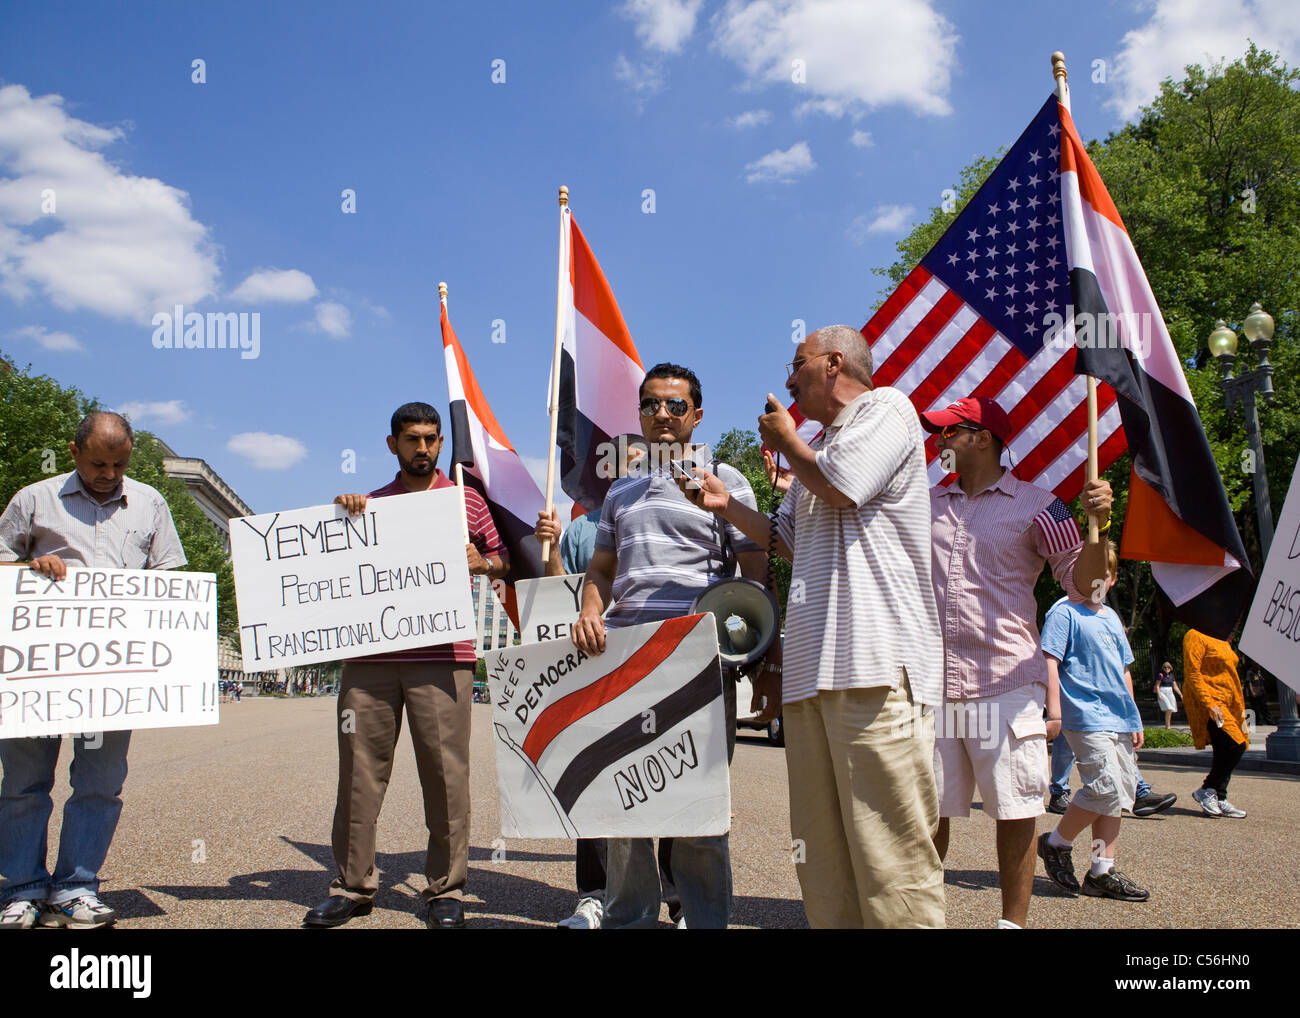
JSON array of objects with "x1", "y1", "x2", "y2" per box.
[
  {"x1": 0, "y1": 354, "x2": 238, "y2": 635},
  {"x1": 878, "y1": 46, "x2": 1300, "y2": 682},
  {"x1": 1141, "y1": 728, "x2": 1194, "y2": 749}
]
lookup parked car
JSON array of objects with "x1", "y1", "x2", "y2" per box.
[{"x1": 734, "y1": 671, "x2": 783, "y2": 746}]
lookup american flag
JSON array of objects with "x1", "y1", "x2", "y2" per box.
[
  {"x1": 864, "y1": 95, "x2": 1126, "y2": 502},
  {"x1": 1034, "y1": 497, "x2": 1082, "y2": 557}
]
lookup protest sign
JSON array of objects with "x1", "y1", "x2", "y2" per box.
[
  {"x1": 0, "y1": 566, "x2": 218, "y2": 738},
  {"x1": 1241, "y1": 452, "x2": 1300, "y2": 692},
  {"x1": 515, "y1": 574, "x2": 585, "y2": 644},
  {"x1": 230, "y1": 488, "x2": 476, "y2": 670},
  {"x1": 488, "y1": 613, "x2": 729, "y2": 838}
]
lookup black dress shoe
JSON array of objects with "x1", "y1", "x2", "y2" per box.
[
  {"x1": 304, "y1": 896, "x2": 373, "y2": 928},
  {"x1": 426, "y1": 898, "x2": 465, "y2": 929}
]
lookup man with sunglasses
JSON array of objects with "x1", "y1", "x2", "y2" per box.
[
  {"x1": 679, "y1": 326, "x2": 946, "y2": 929},
  {"x1": 571, "y1": 363, "x2": 779, "y2": 929},
  {"x1": 921, "y1": 395, "x2": 1112, "y2": 929}
]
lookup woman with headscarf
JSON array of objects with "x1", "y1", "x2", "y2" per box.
[{"x1": 1182, "y1": 630, "x2": 1248, "y2": 819}]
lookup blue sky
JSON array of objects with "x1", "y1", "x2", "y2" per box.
[{"x1": 2, "y1": 0, "x2": 1295, "y2": 518}]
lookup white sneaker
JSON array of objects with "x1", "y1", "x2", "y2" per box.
[
  {"x1": 1216, "y1": 798, "x2": 1247, "y2": 818},
  {"x1": 38, "y1": 894, "x2": 117, "y2": 929},
  {"x1": 0, "y1": 899, "x2": 44, "y2": 930},
  {"x1": 557, "y1": 896, "x2": 604, "y2": 929},
  {"x1": 1192, "y1": 787, "x2": 1222, "y2": 817}
]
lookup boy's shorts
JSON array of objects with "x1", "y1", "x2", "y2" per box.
[{"x1": 1062, "y1": 729, "x2": 1139, "y2": 816}]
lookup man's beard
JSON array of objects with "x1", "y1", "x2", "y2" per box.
[{"x1": 401, "y1": 454, "x2": 436, "y2": 477}]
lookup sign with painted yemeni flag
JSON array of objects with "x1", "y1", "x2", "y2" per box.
[
  {"x1": 229, "y1": 488, "x2": 476, "y2": 670},
  {"x1": 0, "y1": 566, "x2": 218, "y2": 738},
  {"x1": 1240, "y1": 453, "x2": 1300, "y2": 693},
  {"x1": 488, "y1": 614, "x2": 729, "y2": 838},
  {"x1": 515, "y1": 574, "x2": 585, "y2": 645}
]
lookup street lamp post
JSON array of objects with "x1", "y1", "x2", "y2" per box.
[{"x1": 1211, "y1": 304, "x2": 1300, "y2": 761}]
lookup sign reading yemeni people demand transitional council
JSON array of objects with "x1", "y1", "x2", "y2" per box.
[
  {"x1": 488, "y1": 614, "x2": 730, "y2": 838},
  {"x1": 1241, "y1": 452, "x2": 1300, "y2": 693},
  {"x1": 515, "y1": 574, "x2": 586, "y2": 644},
  {"x1": 230, "y1": 488, "x2": 476, "y2": 670},
  {"x1": 0, "y1": 566, "x2": 218, "y2": 738}
]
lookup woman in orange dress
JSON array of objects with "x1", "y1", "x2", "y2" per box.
[{"x1": 1182, "y1": 629, "x2": 1248, "y2": 818}]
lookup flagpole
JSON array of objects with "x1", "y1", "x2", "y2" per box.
[
  {"x1": 541, "y1": 185, "x2": 569, "y2": 561},
  {"x1": 440, "y1": 280, "x2": 472, "y2": 545},
  {"x1": 1053, "y1": 50, "x2": 1101, "y2": 544}
]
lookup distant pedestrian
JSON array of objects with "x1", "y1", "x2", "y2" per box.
[
  {"x1": 1183, "y1": 630, "x2": 1249, "y2": 819},
  {"x1": 1242, "y1": 666, "x2": 1272, "y2": 726},
  {"x1": 1154, "y1": 661, "x2": 1182, "y2": 728}
]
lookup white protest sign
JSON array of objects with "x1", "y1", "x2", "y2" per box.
[
  {"x1": 230, "y1": 488, "x2": 476, "y2": 670},
  {"x1": 488, "y1": 613, "x2": 729, "y2": 838},
  {"x1": 0, "y1": 567, "x2": 218, "y2": 738},
  {"x1": 1241, "y1": 452, "x2": 1300, "y2": 692},
  {"x1": 515, "y1": 574, "x2": 585, "y2": 644}
]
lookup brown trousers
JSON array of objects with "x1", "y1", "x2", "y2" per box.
[{"x1": 329, "y1": 660, "x2": 473, "y2": 903}]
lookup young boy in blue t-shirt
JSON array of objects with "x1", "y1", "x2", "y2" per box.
[{"x1": 1036, "y1": 542, "x2": 1150, "y2": 902}]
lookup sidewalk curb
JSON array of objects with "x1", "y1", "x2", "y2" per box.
[{"x1": 1137, "y1": 748, "x2": 1300, "y2": 776}]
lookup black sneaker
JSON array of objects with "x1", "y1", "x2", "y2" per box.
[
  {"x1": 1046, "y1": 792, "x2": 1071, "y2": 815},
  {"x1": 1037, "y1": 832, "x2": 1079, "y2": 893},
  {"x1": 1081, "y1": 869, "x2": 1149, "y2": 902},
  {"x1": 1131, "y1": 791, "x2": 1177, "y2": 818}
]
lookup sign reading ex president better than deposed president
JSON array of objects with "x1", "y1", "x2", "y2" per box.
[
  {"x1": 230, "y1": 487, "x2": 476, "y2": 671},
  {"x1": 0, "y1": 566, "x2": 218, "y2": 738}
]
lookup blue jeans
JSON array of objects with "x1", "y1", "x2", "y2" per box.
[
  {"x1": 0, "y1": 732, "x2": 131, "y2": 904},
  {"x1": 1049, "y1": 735, "x2": 1150, "y2": 799},
  {"x1": 604, "y1": 834, "x2": 731, "y2": 928}
]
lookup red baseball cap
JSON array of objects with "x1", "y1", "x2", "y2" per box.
[{"x1": 919, "y1": 396, "x2": 1011, "y2": 443}]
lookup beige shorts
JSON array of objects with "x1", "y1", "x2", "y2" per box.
[
  {"x1": 934, "y1": 684, "x2": 1048, "y2": 820},
  {"x1": 1062, "y1": 729, "x2": 1139, "y2": 816}
]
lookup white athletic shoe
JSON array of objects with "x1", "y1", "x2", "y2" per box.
[
  {"x1": 1192, "y1": 787, "x2": 1222, "y2": 817},
  {"x1": 0, "y1": 899, "x2": 44, "y2": 930},
  {"x1": 557, "y1": 896, "x2": 604, "y2": 929},
  {"x1": 38, "y1": 894, "x2": 117, "y2": 929},
  {"x1": 1216, "y1": 798, "x2": 1246, "y2": 818}
]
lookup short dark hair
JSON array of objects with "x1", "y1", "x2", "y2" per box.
[
  {"x1": 391, "y1": 402, "x2": 441, "y2": 438},
  {"x1": 75, "y1": 411, "x2": 134, "y2": 449},
  {"x1": 639, "y1": 362, "x2": 702, "y2": 408}
]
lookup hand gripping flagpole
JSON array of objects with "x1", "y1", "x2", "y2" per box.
[
  {"x1": 439, "y1": 280, "x2": 471, "y2": 545},
  {"x1": 1053, "y1": 50, "x2": 1101, "y2": 544},
  {"x1": 541, "y1": 185, "x2": 570, "y2": 561}
]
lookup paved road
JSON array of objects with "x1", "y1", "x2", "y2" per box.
[{"x1": 20, "y1": 697, "x2": 1300, "y2": 929}]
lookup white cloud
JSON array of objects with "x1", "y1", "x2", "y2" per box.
[
  {"x1": 614, "y1": 53, "x2": 667, "y2": 97},
  {"x1": 117, "y1": 399, "x2": 191, "y2": 428},
  {"x1": 229, "y1": 268, "x2": 318, "y2": 304},
  {"x1": 712, "y1": 0, "x2": 958, "y2": 117},
  {"x1": 1106, "y1": 0, "x2": 1300, "y2": 120},
  {"x1": 0, "y1": 84, "x2": 220, "y2": 321},
  {"x1": 622, "y1": 0, "x2": 703, "y2": 53},
  {"x1": 10, "y1": 323, "x2": 82, "y2": 351},
  {"x1": 849, "y1": 129, "x2": 874, "y2": 148},
  {"x1": 847, "y1": 204, "x2": 915, "y2": 243},
  {"x1": 744, "y1": 141, "x2": 816, "y2": 183},
  {"x1": 227, "y1": 432, "x2": 308, "y2": 471},
  {"x1": 730, "y1": 109, "x2": 773, "y2": 128},
  {"x1": 310, "y1": 301, "x2": 352, "y2": 339}
]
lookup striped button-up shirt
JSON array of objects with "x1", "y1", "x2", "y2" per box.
[
  {"x1": 930, "y1": 470, "x2": 1081, "y2": 700},
  {"x1": 0, "y1": 472, "x2": 186, "y2": 571},
  {"x1": 776, "y1": 387, "x2": 942, "y2": 706}
]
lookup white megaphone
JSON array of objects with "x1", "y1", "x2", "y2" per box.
[{"x1": 690, "y1": 578, "x2": 780, "y2": 673}]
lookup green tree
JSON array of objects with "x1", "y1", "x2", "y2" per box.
[
  {"x1": 877, "y1": 46, "x2": 1300, "y2": 688},
  {"x1": 0, "y1": 355, "x2": 238, "y2": 635}
]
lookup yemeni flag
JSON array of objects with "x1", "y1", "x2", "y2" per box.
[
  {"x1": 441, "y1": 290, "x2": 546, "y2": 627},
  {"x1": 556, "y1": 207, "x2": 645, "y2": 512},
  {"x1": 1058, "y1": 101, "x2": 1251, "y2": 637}
]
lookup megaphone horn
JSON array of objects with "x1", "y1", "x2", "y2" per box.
[{"x1": 690, "y1": 578, "x2": 779, "y2": 673}]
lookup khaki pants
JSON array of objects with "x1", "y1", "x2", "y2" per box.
[
  {"x1": 329, "y1": 660, "x2": 473, "y2": 903},
  {"x1": 784, "y1": 675, "x2": 945, "y2": 928}
]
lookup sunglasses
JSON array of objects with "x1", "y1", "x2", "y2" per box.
[
  {"x1": 939, "y1": 423, "x2": 984, "y2": 439},
  {"x1": 639, "y1": 397, "x2": 692, "y2": 418}
]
